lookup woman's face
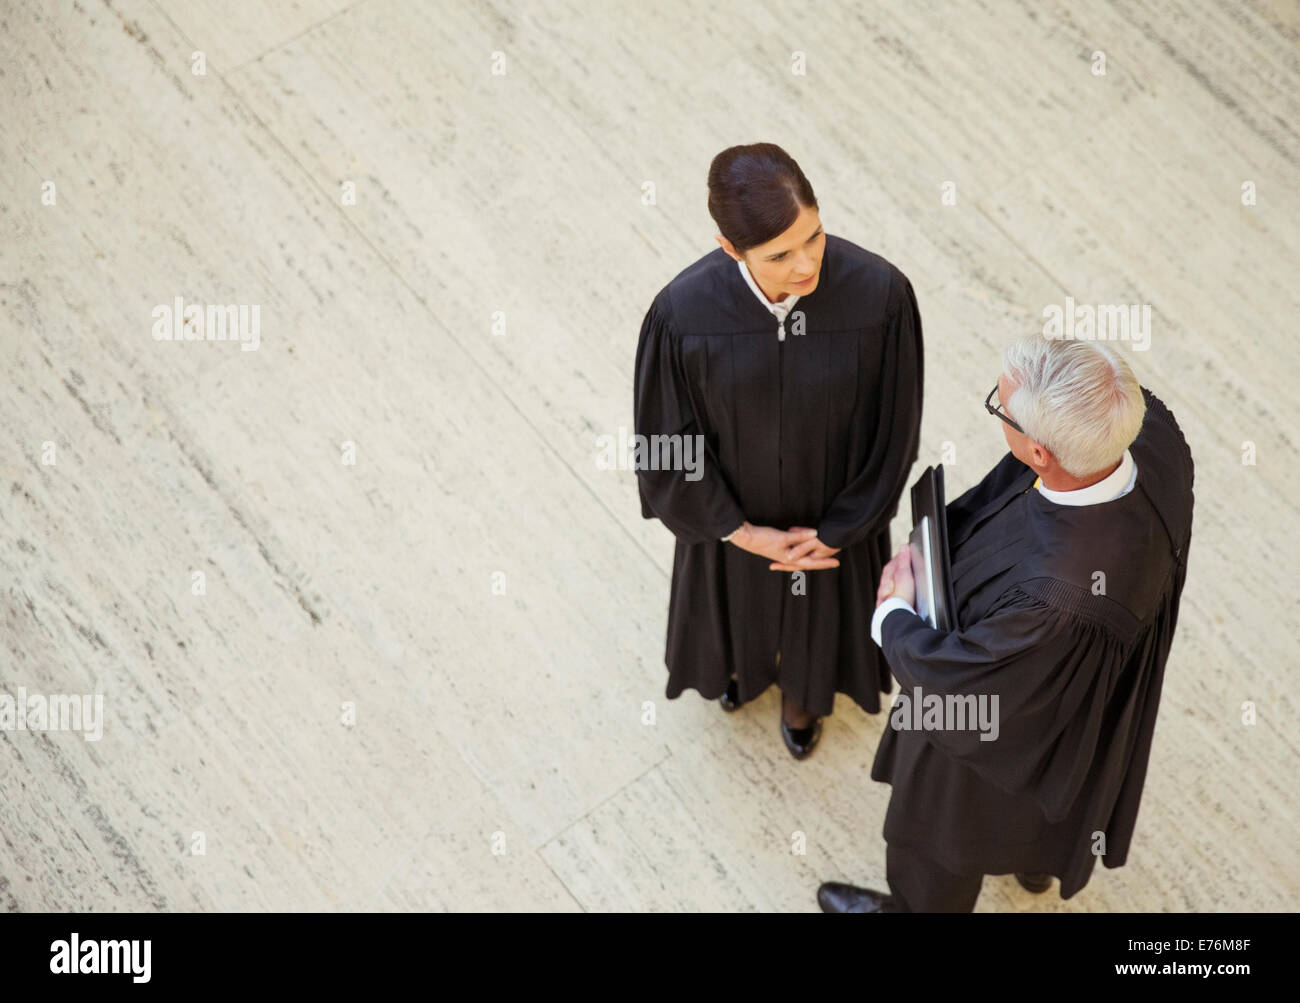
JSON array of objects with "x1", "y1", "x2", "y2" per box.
[{"x1": 721, "y1": 205, "x2": 826, "y2": 302}]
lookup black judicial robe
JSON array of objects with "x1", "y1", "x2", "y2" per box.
[
  {"x1": 871, "y1": 388, "x2": 1194, "y2": 899},
  {"x1": 633, "y1": 234, "x2": 923, "y2": 717}
]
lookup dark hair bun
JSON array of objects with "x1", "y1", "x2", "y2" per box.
[{"x1": 707, "y1": 143, "x2": 818, "y2": 254}]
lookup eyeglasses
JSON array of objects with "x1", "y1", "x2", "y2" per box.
[{"x1": 985, "y1": 383, "x2": 1024, "y2": 434}]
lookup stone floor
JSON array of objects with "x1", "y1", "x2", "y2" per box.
[{"x1": 1, "y1": 0, "x2": 1297, "y2": 911}]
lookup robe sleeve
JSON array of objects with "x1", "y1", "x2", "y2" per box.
[
  {"x1": 816, "y1": 269, "x2": 924, "y2": 550},
  {"x1": 633, "y1": 294, "x2": 746, "y2": 543},
  {"x1": 879, "y1": 587, "x2": 1128, "y2": 823}
]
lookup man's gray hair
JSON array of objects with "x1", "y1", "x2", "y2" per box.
[{"x1": 1002, "y1": 336, "x2": 1146, "y2": 478}]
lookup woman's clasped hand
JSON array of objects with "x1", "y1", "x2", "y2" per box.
[{"x1": 726, "y1": 522, "x2": 843, "y2": 571}]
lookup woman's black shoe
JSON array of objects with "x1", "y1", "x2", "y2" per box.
[
  {"x1": 720, "y1": 678, "x2": 740, "y2": 712},
  {"x1": 1015, "y1": 872, "x2": 1052, "y2": 894},
  {"x1": 781, "y1": 718, "x2": 823, "y2": 760}
]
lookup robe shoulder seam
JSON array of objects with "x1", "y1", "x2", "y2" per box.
[{"x1": 1011, "y1": 578, "x2": 1142, "y2": 643}]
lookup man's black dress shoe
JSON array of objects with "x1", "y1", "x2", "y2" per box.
[
  {"x1": 720, "y1": 678, "x2": 740, "y2": 712},
  {"x1": 817, "y1": 882, "x2": 897, "y2": 913},
  {"x1": 781, "y1": 718, "x2": 823, "y2": 760},
  {"x1": 1015, "y1": 872, "x2": 1052, "y2": 894}
]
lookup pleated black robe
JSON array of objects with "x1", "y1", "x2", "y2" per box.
[
  {"x1": 871, "y1": 388, "x2": 1195, "y2": 899},
  {"x1": 633, "y1": 234, "x2": 923, "y2": 716}
]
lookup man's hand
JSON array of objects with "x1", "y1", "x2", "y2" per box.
[
  {"x1": 767, "y1": 526, "x2": 841, "y2": 571},
  {"x1": 729, "y1": 523, "x2": 824, "y2": 566},
  {"x1": 875, "y1": 544, "x2": 916, "y2": 608}
]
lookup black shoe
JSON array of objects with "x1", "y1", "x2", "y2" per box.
[
  {"x1": 781, "y1": 717, "x2": 823, "y2": 760},
  {"x1": 817, "y1": 882, "x2": 897, "y2": 913},
  {"x1": 720, "y1": 678, "x2": 740, "y2": 712},
  {"x1": 1015, "y1": 872, "x2": 1052, "y2": 894}
]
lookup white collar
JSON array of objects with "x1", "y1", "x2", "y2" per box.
[
  {"x1": 737, "y1": 259, "x2": 799, "y2": 319},
  {"x1": 1037, "y1": 449, "x2": 1137, "y2": 506}
]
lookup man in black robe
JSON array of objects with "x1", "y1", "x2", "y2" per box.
[
  {"x1": 818, "y1": 336, "x2": 1194, "y2": 911},
  {"x1": 633, "y1": 233, "x2": 923, "y2": 732}
]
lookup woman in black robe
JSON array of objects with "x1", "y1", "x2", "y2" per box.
[{"x1": 633, "y1": 143, "x2": 924, "y2": 759}]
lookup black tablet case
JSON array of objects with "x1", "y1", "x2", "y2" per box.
[{"x1": 908, "y1": 465, "x2": 958, "y2": 631}]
